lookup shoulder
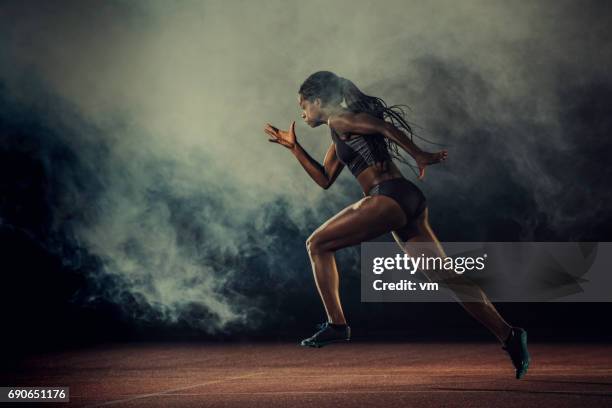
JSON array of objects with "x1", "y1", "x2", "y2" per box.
[
  {"x1": 328, "y1": 111, "x2": 361, "y2": 130},
  {"x1": 329, "y1": 111, "x2": 388, "y2": 136}
]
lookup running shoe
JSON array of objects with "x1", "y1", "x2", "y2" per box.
[
  {"x1": 300, "y1": 322, "x2": 351, "y2": 348},
  {"x1": 502, "y1": 327, "x2": 531, "y2": 379}
]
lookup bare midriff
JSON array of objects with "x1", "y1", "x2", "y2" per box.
[{"x1": 356, "y1": 160, "x2": 404, "y2": 196}]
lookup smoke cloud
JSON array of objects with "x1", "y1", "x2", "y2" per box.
[{"x1": 1, "y1": 0, "x2": 610, "y2": 332}]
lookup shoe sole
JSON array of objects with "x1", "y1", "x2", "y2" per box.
[{"x1": 300, "y1": 338, "x2": 351, "y2": 348}]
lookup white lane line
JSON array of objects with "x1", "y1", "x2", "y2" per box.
[
  {"x1": 147, "y1": 389, "x2": 612, "y2": 397},
  {"x1": 83, "y1": 371, "x2": 263, "y2": 408}
]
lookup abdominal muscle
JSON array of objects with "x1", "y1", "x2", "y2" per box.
[{"x1": 356, "y1": 160, "x2": 404, "y2": 196}]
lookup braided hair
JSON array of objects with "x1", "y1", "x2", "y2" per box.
[{"x1": 298, "y1": 71, "x2": 443, "y2": 177}]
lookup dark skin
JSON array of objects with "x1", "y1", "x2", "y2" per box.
[
  {"x1": 266, "y1": 95, "x2": 448, "y2": 194},
  {"x1": 263, "y1": 94, "x2": 512, "y2": 344}
]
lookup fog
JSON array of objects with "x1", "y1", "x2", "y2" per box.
[{"x1": 1, "y1": 0, "x2": 610, "y2": 332}]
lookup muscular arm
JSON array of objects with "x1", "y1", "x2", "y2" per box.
[{"x1": 291, "y1": 142, "x2": 344, "y2": 189}]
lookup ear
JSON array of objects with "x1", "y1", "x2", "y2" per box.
[{"x1": 314, "y1": 97, "x2": 322, "y2": 108}]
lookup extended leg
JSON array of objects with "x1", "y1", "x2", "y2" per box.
[
  {"x1": 392, "y1": 208, "x2": 530, "y2": 378},
  {"x1": 392, "y1": 208, "x2": 512, "y2": 343}
]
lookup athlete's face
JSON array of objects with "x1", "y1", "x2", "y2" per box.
[{"x1": 298, "y1": 94, "x2": 324, "y2": 128}]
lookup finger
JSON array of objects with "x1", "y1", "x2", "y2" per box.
[
  {"x1": 266, "y1": 123, "x2": 279, "y2": 132},
  {"x1": 264, "y1": 129, "x2": 278, "y2": 138},
  {"x1": 418, "y1": 167, "x2": 425, "y2": 179},
  {"x1": 265, "y1": 124, "x2": 278, "y2": 133},
  {"x1": 289, "y1": 121, "x2": 295, "y2": 134}
]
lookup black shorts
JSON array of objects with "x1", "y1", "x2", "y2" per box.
[{"x1": 365, "y1": 177, "x2": 427, "y2": 226}]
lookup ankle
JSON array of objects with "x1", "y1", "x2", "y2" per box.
[{"x1": 501, "y1": 326, "x2": 513, "y2": 343}]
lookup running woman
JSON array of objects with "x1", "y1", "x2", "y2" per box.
[{"x1": 264, "y1": 71, "x2": 530, "y2": 379}]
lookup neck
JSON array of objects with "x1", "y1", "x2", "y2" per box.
[{"x1": 324, "y1": 106, "x2": 347, "y2": 126}]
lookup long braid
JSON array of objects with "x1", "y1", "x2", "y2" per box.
[
  {"x1": 299, "y1": 71, "x2": 445, "y2": 178},
  {"x1": 339, "y1": 77, "x2": 446, "y2": 178}
]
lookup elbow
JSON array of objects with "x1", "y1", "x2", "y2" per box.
[
  {"x1": 382, "y1": 123, "x2": 398, "y2": 142},
  {"x1": 321, "y1": 178, "x2": 332, "y2": 190}
]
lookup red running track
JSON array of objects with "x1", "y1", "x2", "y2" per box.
[{"x1": 3, "y1": 342, "x2": 612, "y2": 407}]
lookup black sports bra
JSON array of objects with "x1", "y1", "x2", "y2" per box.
[{"x1": 330, "y1": 127, "x2": 392, "y2": 177}]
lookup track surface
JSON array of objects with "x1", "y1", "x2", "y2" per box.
[{"x1": 3, "y1": 342, "x2": 612, "y2": 407}]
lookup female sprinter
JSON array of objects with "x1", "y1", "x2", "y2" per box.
[{"x1": 263, "y1": 71, "x2": 530, "y2": 379}]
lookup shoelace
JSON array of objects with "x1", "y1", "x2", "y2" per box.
[
  {"x1": 315, "y1": 322, "x2": 328, "y2": 330},
  {"x1": 307, "y1": 322, "x2": 331, "y2": 340}
]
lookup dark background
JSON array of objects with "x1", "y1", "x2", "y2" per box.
[{"x1": 1, "y1": 0, "x2": 612, "y2": 366}]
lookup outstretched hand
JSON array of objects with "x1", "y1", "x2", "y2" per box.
[
  {"x1": 264, "y1": 121, "x2": 297, "y2": 150},
  {"x1": 416, "y1": 150, "x2": 448, "y2": 180}
]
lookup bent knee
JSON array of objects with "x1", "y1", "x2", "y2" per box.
[{"x1": 306, "y1": 232, "x2": 330, "y2": 256}]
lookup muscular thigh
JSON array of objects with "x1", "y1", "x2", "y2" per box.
[
  {"x1": 391, "y1": 207, "x2": 430, "y2": 243},
  {"x1": 307, "y1": 195, "x2": 407, "y2": 253}
]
